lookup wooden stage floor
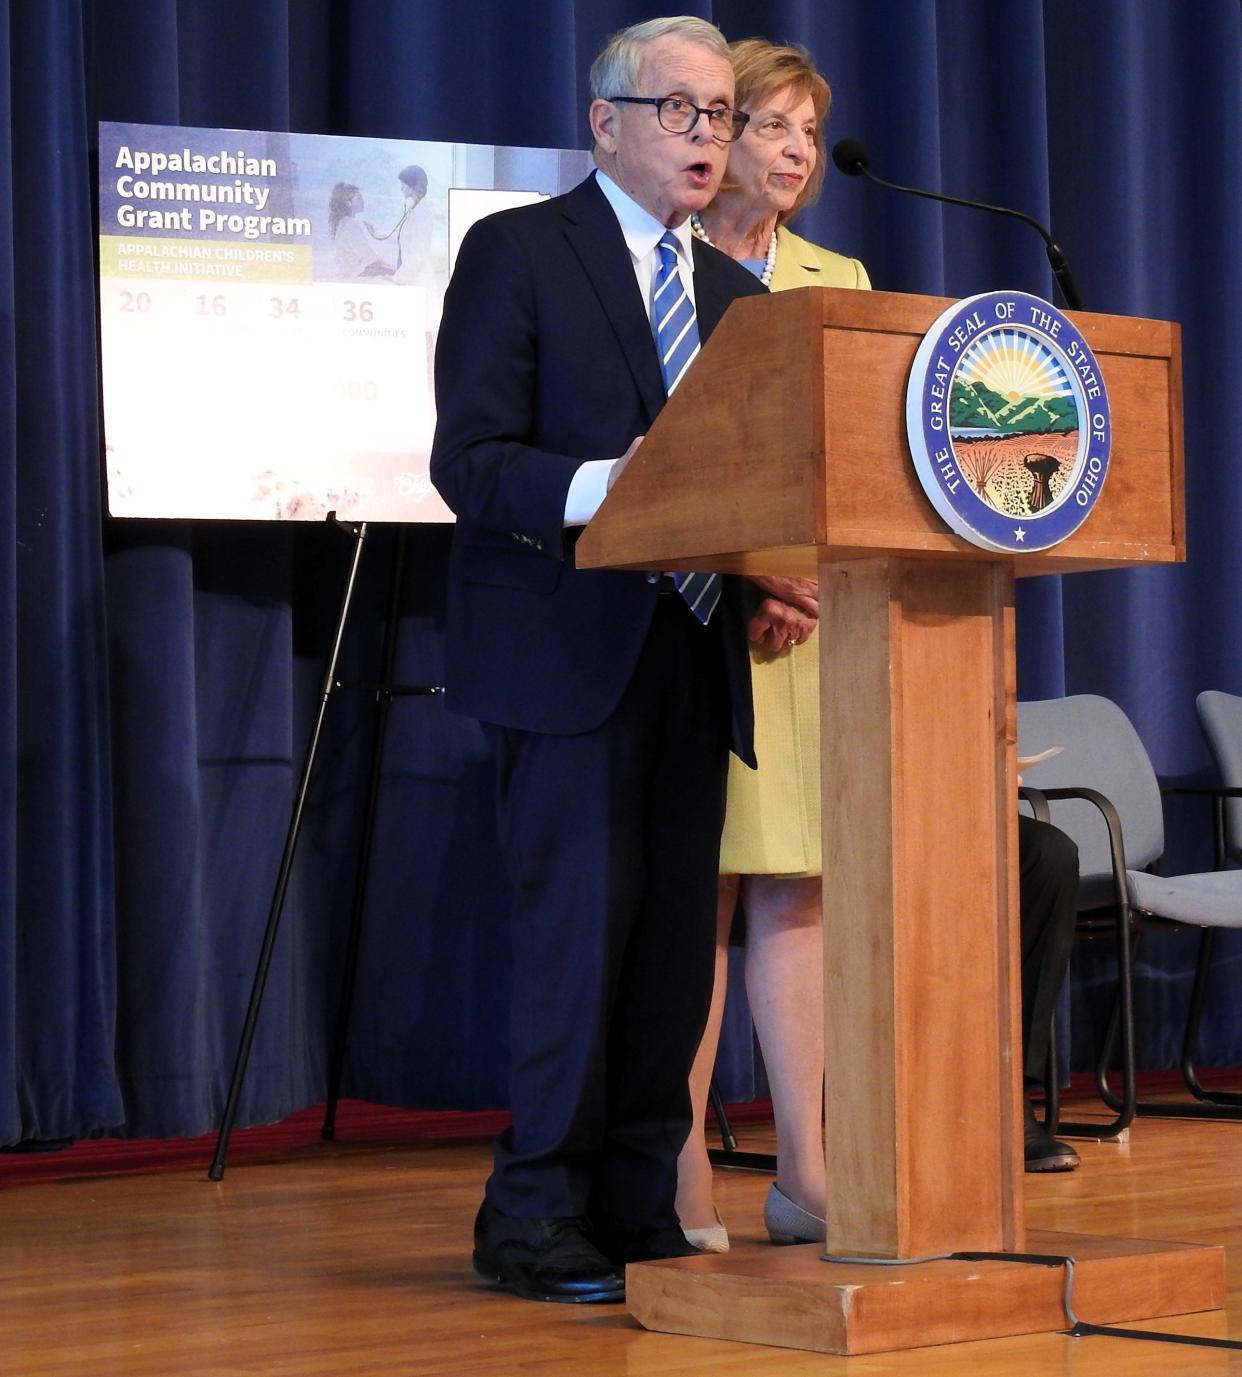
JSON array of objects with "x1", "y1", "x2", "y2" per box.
[{"x1": 3, "y1": 1109, "x2": 1241, "y2": 1375}]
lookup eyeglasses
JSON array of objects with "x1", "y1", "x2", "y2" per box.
[{"x1": 607, "y1": 96, "x2": 749, "y2": 143}]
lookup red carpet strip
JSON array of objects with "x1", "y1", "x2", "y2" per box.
[
  {"x1": 3, "y1": 1071, "x2": 1237, "y2": 1189},
  {"x1": 0, "y1": 1098, "x2": 777, "y2": 1189}
]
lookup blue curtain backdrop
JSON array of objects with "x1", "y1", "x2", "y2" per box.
[{"x1": 3, "y1": 0, "x2": 1241, "y2": 1144}]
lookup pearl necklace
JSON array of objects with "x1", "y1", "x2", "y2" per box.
[{"x1": 690, "y1": 212, "x2": 778, "y2": 286}]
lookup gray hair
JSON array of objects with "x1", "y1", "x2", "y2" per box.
[{"x1": 589, "y1": 16, "x2": 730, "y2": 101}]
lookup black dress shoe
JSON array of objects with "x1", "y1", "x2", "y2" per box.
[
  {"x1": 1024, "y1": 1098, "x2": 1080, "y2": 1173},
  {"x1": 595, "y1": 1223, "x2": 700, "y2": 1265},
  {"x1": 472, "y1": 1201, "x2": 625, "y2": 1303}
]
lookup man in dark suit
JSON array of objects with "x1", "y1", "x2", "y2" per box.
[{"x1": 430, "y1": 16, "x2": 767, "y2": 1303}]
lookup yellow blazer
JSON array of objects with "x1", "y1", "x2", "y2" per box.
[
  {"x1": 718, "y1": 223, "x2": 869, "y2": 878},
  {"x1": 768, "y1": 225, "x2": 871, "y2": 292}
]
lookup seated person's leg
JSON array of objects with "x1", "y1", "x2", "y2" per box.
[{"x1": 1018, "y1": 813, "x2": 1081, "y2": 1173}]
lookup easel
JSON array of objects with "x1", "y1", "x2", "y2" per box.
[{"x1": 209, "y1": 517, "x2": 439, "y2": 1180}]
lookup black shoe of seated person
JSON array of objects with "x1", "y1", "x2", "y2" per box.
[
  {"x1": 1023, "y1": 1098, "x2": 1081, "y2": 1173},
  {"x1": 471, "y1": 1200, "x2": 626, "y2": 1303}
]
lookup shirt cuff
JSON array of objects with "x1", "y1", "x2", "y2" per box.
[{"x1": 563, "y1": 458, "x2": 616, "y2": 526}]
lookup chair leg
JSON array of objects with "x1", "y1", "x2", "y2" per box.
[
  {"x1": 1055, "y1": 916, "x2": 1137, "y2": 1140},
  {"x1": 1095, "y1": 922, "x2": 1137, "y2": 1108},
  {"x1": 1041, "y1": 1014, "x2": 1061, "y2": 1134},
  {"x1": 1181, "y1": 929, "x2": 1242, "y2": 1107},
  {"x1": 1143, "y1": 791, "x2": 1242, "y2": 1115},
  {"x1": 1092, "y1": 923, "x2": 1242, "y2": 1122},
  {"x1": 1181, "y1": 928, "x2": 1216, "y2": 1100}
]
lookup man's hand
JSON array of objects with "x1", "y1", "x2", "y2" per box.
[
  {"x1": 607, "y1": 435, "x2": 645, "y2": 491},
  {"x1": 749, "y1": 574, "x2": 819, "y2": 620},
  {"x1": 748, "y1": 597, "x2": 818, "y2": 653}
]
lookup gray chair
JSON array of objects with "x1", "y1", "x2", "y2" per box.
[
  {"x1": 1183, "y1": 689, "x2": 1242, "y2": 1109},
  {"x1": 1197, "y1": 690, "x2": 1242, "y2": 868},
  {"x1": 1018, "y1": 694, "x2": 1242, "y2": 1135}
]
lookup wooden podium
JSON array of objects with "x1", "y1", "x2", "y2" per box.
[{"x1": 575, "y1": 287, "x2": 1223, "y2": 1354}]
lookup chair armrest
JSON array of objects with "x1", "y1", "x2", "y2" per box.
[
  {"x1": 1018, "y1": 785, "x2": 1050, "y2": 823},
  {"x1": 1029, "y1": 785, "x2": 1132, "y2": 914}
]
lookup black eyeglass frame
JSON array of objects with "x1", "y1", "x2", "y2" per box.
[{"x1": 606, "y1": 95, "x2": 749, "y2": 143}]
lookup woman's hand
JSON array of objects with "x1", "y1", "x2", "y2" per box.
[
  {"x1": 748, "y1": 597, "x2": 818, "y2": 653},
  {"x1": 750, "y1": 574, "x2": 819, "y2": 619}
]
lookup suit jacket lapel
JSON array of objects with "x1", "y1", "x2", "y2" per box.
[
  {"x1": 560, "y1": 176, "x2": 666, "y2": 424},
  {"x1": 690, "y1": 237, "x2": 736, "y2": 340}
]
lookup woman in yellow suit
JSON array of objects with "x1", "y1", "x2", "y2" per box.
[{"x1": 675, "y1": 37, "x2": 870, "y2": 1251}]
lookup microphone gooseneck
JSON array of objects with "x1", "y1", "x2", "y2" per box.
[{"x1": 829, "y1": 138, "x2": 1084, "y2": 310}]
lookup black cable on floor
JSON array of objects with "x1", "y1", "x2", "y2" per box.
[
  {"x1": 819, "y1": 1248, "x2": 1241, "y2": 1352},
  {"x1": 1068, "y1": 1322, "x2": 1242, "y2": 1349},
  {"x1": 951, "y1": 1250, "x2": 1242, "y2": 1351}
]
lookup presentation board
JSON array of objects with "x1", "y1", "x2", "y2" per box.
[{"x1": 98, "y1": 122, "x2": 593, "y2": 521}]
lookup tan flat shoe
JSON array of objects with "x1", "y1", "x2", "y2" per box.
[{"x1": 680, "y1": 1204, "x2": 730, "y2": 1253}]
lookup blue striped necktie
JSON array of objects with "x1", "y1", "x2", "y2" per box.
[{"x1": 653, "y1": 231, "x2": 720, "y2": 625}]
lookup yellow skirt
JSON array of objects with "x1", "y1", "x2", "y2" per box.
[{"x1": 719, "y1": 637, "x2": 820, "y2": 878}]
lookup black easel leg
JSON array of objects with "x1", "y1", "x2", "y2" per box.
[
  {"x1": 707, "y1": 1075, "x2": 738, "y2": 1152},
  {"x1": 209, "y1": 519, "x2": 369, "y2": 1181},
  {"x1": 322, "y1": 526, "x2": 409, "y2": 1140},
  {"x1": 707, "y1": 1074, "x2": 778, "y2": 1174}
]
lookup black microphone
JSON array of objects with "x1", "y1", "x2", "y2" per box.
[{"x1": 830, "y1": 138, "x2": 1084, "y2": 311}]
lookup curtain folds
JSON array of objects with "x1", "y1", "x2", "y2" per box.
[
  {"x1": 3, "y1": 0, "x2": 1240, "y2": 1142},
  {"x1": 1, "y1": 0, "x2": 18, "y2": 1138},
  {"x1": 6, "y1": 0, "x2": 124, "y2": 1141}
]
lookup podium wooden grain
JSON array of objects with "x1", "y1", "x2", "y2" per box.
[
  {"x1": 576, "y1": 287, "x2": 1221, "y2": 1354},
  {"x1": 625, "y1": 1232, "x2": 1226, "y2": 1356},
  {"x1": 577, "y1": 287, "x2": 1183, "y2": 580}
]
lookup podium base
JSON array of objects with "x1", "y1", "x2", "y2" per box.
[{"x1": 625, "y1": 1230, "x2": 1225, "y2": 1355}]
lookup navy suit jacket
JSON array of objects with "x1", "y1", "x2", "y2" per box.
[{"x1": 430, "y1": 173, "x2": 766, "y2": 762}]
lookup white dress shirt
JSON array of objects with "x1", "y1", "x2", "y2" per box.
[{"x1": 562, "y1": 169, "x2": 697, "y2": 526}]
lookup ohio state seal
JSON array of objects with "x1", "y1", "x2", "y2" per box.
[{"x1": 905, "y1": 291, "x2": 1111, "y2": 552}]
